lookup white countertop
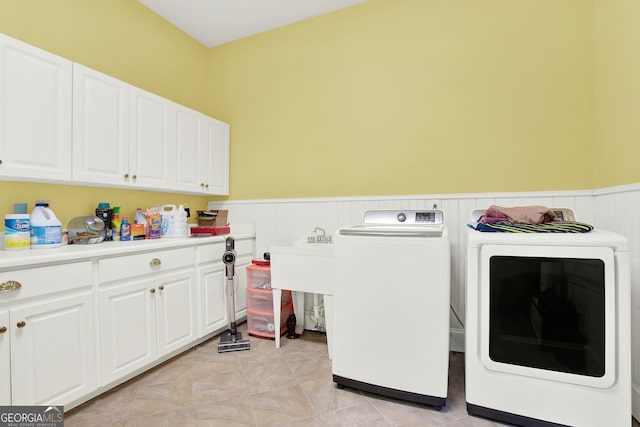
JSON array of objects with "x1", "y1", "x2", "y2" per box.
[{"x1": 0, "y1": 233, "x2": 254, "y2": 270}]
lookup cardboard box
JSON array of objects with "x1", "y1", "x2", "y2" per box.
[
  {"x1": 197, "y1": 210, "x2": 228, "y2": 227},
  {"x1": 131, "y1": 223, "x2": 145, "y2": 237}
]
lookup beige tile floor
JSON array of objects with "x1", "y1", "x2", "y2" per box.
[{"x1": 66, "y1": 324, "x2": 636, "y2": 427}]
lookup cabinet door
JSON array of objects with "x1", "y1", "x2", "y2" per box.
[
  {"x1": 129, "y1": 87, "x2": 176, "y2": 189},
  {"x1": 72, "y1": 63, "x2": 129, "y2": 185},
  {"x1": 199, "y1": 116, "x2": 230, "y2": 195},
  {"x1": 173, "y1": 105, "x2": 203, "y2": 193},
  {"x1": 11, "y1": 292, "x2": 97, "y2": 406},
  {"x1": 0, "y1": 33, "x2": 72, "y2": 181},
  {"x1": 198, "y1": 264, "x2": 227, "y2": 337},
  {"x1": 0, "y1": 310, "x2": 9, "y2": 405},
  {"x1": 99, "y1": 278, "x2": 157, "y2": 385},
  {"x1": 155, "y1": 270, "x2": 197, "y2": 357},
  {"x1": 234, "y1": 255, "x2": 252, "y2": 320}
]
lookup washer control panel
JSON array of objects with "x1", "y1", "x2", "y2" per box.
[{"x1": 363, "y1": 210, "x2": 444, "y2": 225}]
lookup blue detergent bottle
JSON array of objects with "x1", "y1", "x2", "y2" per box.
[{"x1": 120, "y1": 216, "x2": 131, "y2": 241}]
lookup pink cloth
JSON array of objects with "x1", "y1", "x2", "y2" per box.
[
  {"x1": 481, "y1": 208, "x2": 509, "y2": 223},
  {"x1": 483, "y1": 205, "x2": 557, "y2": 225}
]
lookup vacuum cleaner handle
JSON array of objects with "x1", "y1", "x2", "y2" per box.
[{"x1": 222, "y1": 236, "x2": 236, "y2": 279}]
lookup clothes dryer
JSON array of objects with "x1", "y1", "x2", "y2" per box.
[{"x1": 465, "y1": 208, "x2": 631, "y2": 426}]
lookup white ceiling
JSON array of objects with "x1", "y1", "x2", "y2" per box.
[{"x1": 138, "y1": 0, "x2": 368, "y2": 48}]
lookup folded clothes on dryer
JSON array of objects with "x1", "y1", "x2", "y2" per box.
[
  {"x1": 467, "y1": 221, "x2": 594, "y2": 233},
  {"x1": 480, "y1": 205, "x2": 557, "y2": 224}
]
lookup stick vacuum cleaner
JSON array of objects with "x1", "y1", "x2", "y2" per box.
[{"x1": 218, "y1": 236, "x2": 251, "y2": 353}]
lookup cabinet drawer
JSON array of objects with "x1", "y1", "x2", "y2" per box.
[
  {"x1": 99, "y1": 247, "x2": 194, "y2": 283},
  {"x1": 196, "y1": 238, "x2": 253, "y2": 264},
  {"x1": 235, "y1": 239, "x2": 253, "y2": 256},
  {"x1": 0, "y1": 261, "x2": 92, "y2": 302},
  {"x1": 196, "y1": 243, "x2": 225, "y2": 265}
]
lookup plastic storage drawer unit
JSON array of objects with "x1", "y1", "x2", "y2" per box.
[
  {"x1": 247, "y1": 302, "x2": 293, "y2": 338},
  {"x1": 248, "y1": 288, "x2": 291, "y2": 312},
  {"x1": 246, "y1": 264, "x2": 271, "y2": 289}
]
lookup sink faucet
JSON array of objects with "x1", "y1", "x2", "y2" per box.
[{"x1": 313, "y1": 227, "x2": 331, "y2": 243}]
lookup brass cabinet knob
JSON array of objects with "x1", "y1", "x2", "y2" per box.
[
  {"x1": 16, "y1": 321, "x2": 26, "y2": 328},
  {"x1": 0, "y1": 159, "x2": 3, "y2": 165},
  {"x1": 132, "y1": 175, "x2": 137, "y2": 180},
  {"x1": 149, "y1": 288, "x2": 156, "y2": 293},
  {"x1": 205, "y1": 184, "x2": 209, "y2": 189},
  {"x1": 0, "y1": 280, "x2": 22, "y2": 293},
  {"x1": 0, "y1": 326, "x2": 7, "y2": 334},
  {"x1": 124, "y1": 173, "x2": 130, "y2": 179},
  {"x1": 150, "y1": 258, "x2": 161, "y2": 267},
  {"x1": 159, "y1": 285, "x2": 164, "y2": 291},
  {"x1": 200, "y1": 183, "x2": 205, "y2": 188}
]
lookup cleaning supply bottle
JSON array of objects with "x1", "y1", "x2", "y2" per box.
[
  {"x1": 30, "y1": 202, "x2": 62, "y2": 249},
  {"x1": 120, "y1": 216, "x2": 131, "y2": 241},
  {"x1": 111, "y1": 207, "x2": 122, "y2": 241},
  {"x1": 96, "y1": 202, "x2": 113, "y2": 241},
  {"x1": 178, "y1": 204, "x2": 189, "y2": 237}
]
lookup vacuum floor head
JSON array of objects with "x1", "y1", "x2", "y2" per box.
[{"x1": 218, "y1": 331, "x2": 250, "y2": 353}]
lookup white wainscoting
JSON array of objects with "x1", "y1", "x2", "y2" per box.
[
  {"x1": 210, "y1": 184, "x2": 640, "y2": 415},
  {"x1": 592, "y1": 183, "x2": 640, "y2": 419},
  {"x1": 209, "y1": 189, "x2": 597, "y2": 327}
]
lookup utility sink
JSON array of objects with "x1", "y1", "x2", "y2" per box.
[
  {"x1": 270, "y1": 244, "x2": 334, "y2": 294},
  {"x1": 269, "y1": 243, "x2": 334, "y2": 358}
]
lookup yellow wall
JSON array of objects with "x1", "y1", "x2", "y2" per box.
[
  {"x1": 1, "y1": 0, "x2": 636, "y2": 218},
  {"x1": 208, "y1": 0, "x2": 594, "y2": 199},
  {"x1": 0, "y1": 0, "x2": 210, "y2": 226},
  {"x1": 593, "y1": 0, "x2": 640, "y2": 187}
]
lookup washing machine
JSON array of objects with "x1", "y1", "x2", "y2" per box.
[
  {"x1": 332, "y1": 209, "x2": 450, "y2": 408},
  {"x1": 466, "y1": 208, "x2": 631, "y2": 426}
]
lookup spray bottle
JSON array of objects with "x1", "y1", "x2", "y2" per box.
[{"x1": 111, "y1": 207, "x2": 122, "y2": 241}]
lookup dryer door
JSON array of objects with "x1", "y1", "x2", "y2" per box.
[{"x1": 478, "y1": 244, "x2": 616, "y2": 388}]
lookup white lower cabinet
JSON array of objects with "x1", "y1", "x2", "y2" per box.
[
  {"x1": 0, "y1": 261, "x2": 96, "y2": 406},
  {"x1": 0, "y1": 310, "x2": 10, "y2": 405},
  {"x1": 234, "y1": 255, "x2": 251, "y2": 320},
  {"x1": 11, "y1": 292, "x2": 97, "y2": 405},
  {"x1": 99, "y1": 277, "x2": 157, "y2": 385},
  {"x1": 98, "y1": 247, "x2": 196, "y2": 385},
  {"x1": 196, "y1": 238, "x2": 254, "y2": 337},
  {"x1": 0, "y1": 237, "x2": 254, "y2": 408},
  {"x1": 197, "y1": 263, "x2": 227, "y2": 337},
  {"x1": 155, "y1": 270, "x2": 197, "y2": 357}
]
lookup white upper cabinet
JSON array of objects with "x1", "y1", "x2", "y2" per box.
[
  {"x1": 199, "y1": 116, "x2": 230, "y2": 195},
  {"x1": 0, "y1": 33, "x2": 72, "y2": 181},
  {"x1": 1, "y1": 32, "x2": 229, "y2": 195},
  {"x1": 174, "y1": 105, "x2": 204, "y2": 193},
  {"x1": 72, "y1": 63, "x2": 129, "y2": 185},
  {"x1": 129, "y1": 87, "x2": 176, "y2": 190},
  {"x1": 174, "y1": 106, "x2": 230, "y2": 196}
]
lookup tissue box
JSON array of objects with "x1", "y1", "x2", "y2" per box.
[{"x1": 197, "y1": 210, "x2": 228, "y2": 227}]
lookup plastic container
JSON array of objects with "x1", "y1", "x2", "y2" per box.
[
  {"x1": 161, "y1": 204, "x2": 188, "y2": 238},
  {"x1": 247, "y1": 303, "x2": 293, "y2": 338},
  {"x1": 30, "y1": 203, "x2": 62, "y2": 249},
  {"x1": 246, "y1": 264, "x2": 271, "y2": 289},
  {"x1": 247, "y1": 288, "x2": 291, "y2": 312},
  {"x1": 120, "y1": 216, "x2": 131, "y2": 241},
  {"x1": 4, "y1": 214, "x2": 31, "y2": 250}
]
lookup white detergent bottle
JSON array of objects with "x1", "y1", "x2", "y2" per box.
[
  {"x1": 178, "y1": 204, "x2": 188, "y2": 237},
  {"x1": 30, "y1": 203, "x2": 62, "y2": 248}
]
